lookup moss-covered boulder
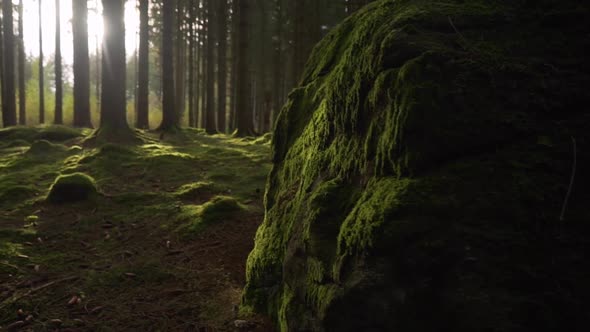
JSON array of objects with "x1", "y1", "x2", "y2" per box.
[
  {"x1": 243, "y1": 1, "x2": 590, "y2": 331},
  {"x1": 46, "y1": 173, "x2": 98, "y2": 203}
]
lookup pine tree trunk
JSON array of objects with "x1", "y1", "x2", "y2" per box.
[
  {"x1": 0, "y1": 13, "x2": 5, "y2": 119},
  {"x1": 228, "y1": 0, "x2": 239, "y2": 132},
  {"x1": 205, "y1": 0, "x2": 217, "y2": 134},
  {"x1": 72, "y1": 0, "x2": 91, "y2": 127},
  {"x1": 187, "y1": 1, "x2": 195, "y2": 127},
  {"x1": 38, "y1": 0, "x2": 45, "y2": 124},
  {"x1": 217, "y1": 0, "x2": 227, "y2": 133},
  {"x1": 17, "y1": 0, "x2": 25, "y2": 125},
  {"x1": 100, "y1": 0, "x2": 128, "y2": 131},
  {"x1": 72, "y1": 0, "x2": 92, "y2": 127},
  {"x1": 235, "y1": 0, "x2": 254, "y2": 137},
  {"x1": 175, "y1": 0, "x2": 186, "y2": 123},
  {"x1": 136, "y1": 0, "x2": 149, "y2": 129},
  {"x1": 1, "y1": 0, "x2": 16, "y2": 127},
  {"x1": 271, "y1": 0, "x2": 285, "y2": 129},
  {"x1": 158, "y1": 0, "x2": 177, "y2": 130},
  {"x1": 54, "y1": 0, "x2": 63, "y2": 124}
]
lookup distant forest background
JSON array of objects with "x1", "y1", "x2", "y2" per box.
[{"x1": 0, "y1": 0, "x2": 372, "y2": 134}]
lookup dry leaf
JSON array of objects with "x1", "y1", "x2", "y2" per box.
[{"x1": 68, "y1": 296, "x2": 79, "y2": 306}]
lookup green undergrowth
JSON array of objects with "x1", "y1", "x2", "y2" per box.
[{"x1": 0, "y1": 126, "x2": 271, "y2": 329}]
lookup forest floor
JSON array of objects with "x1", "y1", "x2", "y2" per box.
[{"x1": 0, "y1": 126, "x2": 274, "y2": 331}]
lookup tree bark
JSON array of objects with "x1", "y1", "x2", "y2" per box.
[
  {"x1": 17, "y1": 0, "x2": 25, "y2": 125},
  {"x1": 54, "y1": 0, "x2": 63, "y2": 124},
  {"x1": 100, "y1": 0, "x2": 128, "y2": 131},
  {"x1": 235, "y1": 0, "x2": 254, "y2": 137},
  {"x1": 158, "y1": 0, "x2": 177, "y2": 130},
  {"x1": 1, "y1": 0, "x2": 16, "y2": 127},
  {"x1": 187, "y1": 1, "x2": 195, "y2": 127},
  {"x1": 205, "y1": 0, "x2": 217, "y2": 134},
  {"x1": 217, "y1": 0, "x2": 227, "y2": 133},
  {"x1": 175, "y1": 0, "x2": 186, "y2": 124},
  {"x1": 136, "y1": 0, "x2": 149, "y2": 129},
  {"x1": 38, "y1": 0, "x2": 45, "y2": 124},
  {"x1": 72, "y1": 0, "x2": 92, "y2": 127}
]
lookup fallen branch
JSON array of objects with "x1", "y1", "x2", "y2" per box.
[
  {"x1": 559, "y1": 136, "x2": 577, "y2": 223},
  {"x1": 0, "y1": 276, "x2": 79, "y2": 310}
]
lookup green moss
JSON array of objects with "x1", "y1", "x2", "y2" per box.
[
  {"x1": 178, "y1": 196, "x2": 244, "y2": 235},
  {"x1": 46, "y1": 172, "x2": 98, "y2": 203},
  {"x1": 26, "y1": 140, "x2": 68, "y2": 155},
  {"x1": 0, "y1": 185, "x2": 38, "y2": 204},
  {"x1": 243, "y1": 0, "x2": 590, "y2": 331},
  {"x1": 175, "y1": 181, "x2": 219, "y2": 200}
]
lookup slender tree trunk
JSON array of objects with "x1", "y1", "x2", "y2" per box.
[
  {"x1": 271, "y1": 0, "x2": 285, "y2": 129},
  {"x1": 205, "y1": 0, "x2": 217, "y2": 134},
  {"x1": 38, "y1": 0, "x2": 45, "y2": 124},
  {"x1": 17, "y1": 0, "x2": 25, "y2": 125},
  {"x1": 199, "y1": 1, "x2": 207, "y2": 129},
  {"x1": 175, "y1": 0, "x2": 186, "y2": 123},
  {"x1": 54, "y1": 0, "x2": 63, "y2": 124},
  {"x1": 255, "y1": 1, "x2": 268, "y2": 133},
  {"x1": 136, "y1": 0, "x2": 149, "y2": 129},
  {"x1": 1, "y1": 0, "x2": 16, "y2": 127},
  {"x1": 95, "y1": 0, "x2": 100, "y2": 116},
  {"x1": 187, "y1": 1, "x2": 195, "y2": 127},
  {"x1": 195, "y1": 0, "x2": 204, "y2": 128},
  {"x1": 72, "y1": 0, "x2": 92, "y2": 127},
  {"x1": 100, "y1": 0, "x2": 129, "y2": 131},
  {"x1": 217, "y1": 0, "x2": 227, "y2": 133},
  {"x1": 158, "y1": 0, "x2": 177, "y2": 130},
  {"x1": 228, "y1": 0, "x2": 239, "y2": 132},
  {"x1": 235, "y1": 0, "x2": 253, "y2": 137},
  {"x1": 0, "y1": 13, "x2": 5, "y2": 120}
]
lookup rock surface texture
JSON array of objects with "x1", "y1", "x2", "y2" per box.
[{"x1": 243, "y1": 0, "x2": 590, "y2": 331}]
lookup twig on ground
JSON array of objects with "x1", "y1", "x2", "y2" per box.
[{"x1": 0, "y1": 276, "x2": 79, "y2": 310}]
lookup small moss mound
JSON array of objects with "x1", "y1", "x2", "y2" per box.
[
  {"x1": 26, "y1": 140, "x2": 67, "y2": 155},
  {"x1": 46, "y1": 173, "x2": 98, "y2": 203},
  {"x1": 0, "y1": 125, "x2": 83, "y2": 143},
  {"x1": 35, "y1": 125, "x2": 83, "y2": 141},
  {"x1": 176, "y1": 182, "x2": 218, "y2": 201},
  {"x1": 1, "y1": 139, "x2": 29, "y2": 148},
  {"x1": 200, "y1": 196, "x2": 242, "y2": 223},
  {"x1": 179, "y1": 196, "x2": 244, "y2": 235},
  {"x1": 0, "y1": 185, "x2": 37, "y2": 205}
]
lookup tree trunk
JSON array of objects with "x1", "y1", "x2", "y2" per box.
[
  {"x1": 38, "y1": 0, "x2": 45, "y2": 124},
  {"x1": 187, "y1": 1, "x2": 195, "y2": 127},
  {"x1": 228, "y1": 0, "x2": 239, "y2": 132},
  {"x1": 72, "y1": 0, "x2": 92, "y2": 127},
  {"x1": 54, "y1": 0, "x2": 63, "y2": 124},
  {"x1": 217, "y1": 0, "x2": 227, "y2": 133},
  {"x1": 158, "y1": 0, "x2": 177, "y2": 130},
  {"x1": 271, "y1": 0, "x2": 285, "y2": 129},
  {"x1": 205, "y1": 0, "x2": 217, "y2": 134},
  {"x1": 235, "y1": 0, "x2": 254, "y2": 137},
  {"x1": 136, "y1": 0, "x2": 149, "y2": 129},
  {"x1": 17, "y1": 0, "x2": 25, "y2": 125},
  {"x1": 175, "y1": 0, "x2": 186, "y2": 124},
  {"x1": 1, "y1": 0, "x2": 16, "y2": 127},
  {"x1": 0, "y1": 13, "x2": 5, "y2": 120},
  {"x1": 100, "y1": 0, "x2": 129, "y2": 131}
]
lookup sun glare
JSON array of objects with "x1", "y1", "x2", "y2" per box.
[{"x1": 22, "y1": 0, "x2": 139, "y2": 65}]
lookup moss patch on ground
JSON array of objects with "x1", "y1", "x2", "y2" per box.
[
  {"x1": 0, "y1": 127, "x2": 272, "y2": 330},
  {"x1": 46, "y1": 173, "x2": 98, "y2": 203}
]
